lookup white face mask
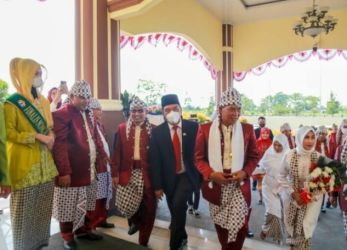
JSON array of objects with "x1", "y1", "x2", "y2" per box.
[
  {"x1": 32, "y1": 76, "x2": 44, "y2": 88},
  {"x1": 341, "y1": 128, "x2": 347, "y2": 135},
  {"x1": 166, "y1": 111, "x2": 181, "y2": 125}
]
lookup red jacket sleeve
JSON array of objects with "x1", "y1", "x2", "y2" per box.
[
  {"x1": 52, "y1": 109, "x2": 72, "y2": 177},
  {"x1": 195, "y1": 125, "x2": 214, "y2": 181},
  {"x1": 94, "y1": 123, "x2": 108, "y2": 170},
  {"x1": 243, "y1": 126, "x2": 261, "y2": 177},
  {"x1": 111, "y1": 124, "x2": 122, "y2": 177}
]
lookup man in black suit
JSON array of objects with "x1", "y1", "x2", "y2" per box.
[{"x1": 149, "y1": 94, "x2": 200, "y2": 250}]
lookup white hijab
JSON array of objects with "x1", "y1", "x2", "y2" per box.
[
  {"x1": 253, "y1": 134, "x2": 289, "y2": 176},
  {"x1": 260, "y1": 134, "x2": 289, "y2": 167},
  {"x1": 295, "y1": 126, "x2": 316, "y2": 155}
]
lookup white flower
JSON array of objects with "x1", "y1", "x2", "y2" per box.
[
  {"x1": 311, "y1": 168, "x2": 322, "y2": 178},
  {"x1": 324, "y1": 167, "x2": 333, "y2": 174},
  {"x1": 322, "y1": 172, "x2": 329, "y2": 178},
  {"x1": 319, "y1": 182, "x2": 325, "y2": 188},
  {"x1": 309, "y1": 182, "x2": 318, "y2": 189}
]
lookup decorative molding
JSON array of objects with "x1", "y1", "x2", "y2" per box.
[
  {"x1": 99, "y1": 99, "x2": 123, "y2": 111},
  {"x1": 240, "y1": 0, "x2": 287, "y2": 9},
  {"x1": 107, "y1": 0, "x2": 144, "y2": 12},
  {"x1": 120, "y1": 33, "x2": 218, "y2": 80},
  {"x1": 234, "y1": 48, "x2": 347, "y2": 81}
]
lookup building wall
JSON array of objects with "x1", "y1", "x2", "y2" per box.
[{"x1": 117, "y1": 0, "x2": 223, "y2": 70}]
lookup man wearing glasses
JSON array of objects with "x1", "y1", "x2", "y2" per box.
[{"x1": 112, "y1": 96, "x2": 156, "y2": 247}]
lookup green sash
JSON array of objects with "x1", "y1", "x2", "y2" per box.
[{"x1": 7, "y1": 93, "x2": 49, "y2": 135}]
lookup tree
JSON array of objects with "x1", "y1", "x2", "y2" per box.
[
  {"x1": 0, "y1": 79, "x2": 9, "y2": 102},
  {"x1": 289, "y1": 93, "x2": 305, "y2": 115},
  {"x1": 326, "y1": 92, "x2": 341, "y2": 115},
  {"x1": 272, "y1": 92, "x2": 290, "y2": 115},
  {"x1": 183, "y1": 96, "x2": 193, "y2": 109},
  {"x1": 241, "y1": 94, "x2": 257, "y2": 115},
  {"x1": 206, "y1": 96, "x2": 216, "y2": 116},
  {"x1": 304, "y1": 96, "x2": 320, "y2": 114},
  {"x1": 258, "y1": 96, "x2": 273, "y2": 115},
  {"x1": 136, "y1": 79, "x2": 167, "y2": 106}
]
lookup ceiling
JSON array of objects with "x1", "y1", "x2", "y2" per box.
[{"x1": 197, "y1": 0, "x2": 347, "y2": 25}]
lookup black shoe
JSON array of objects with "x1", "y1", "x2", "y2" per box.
[
  {"x1": 128, "y1": 224, "x2": 139, "y2": 235},
  {"x1": 177, "y1": 238, "x2": 188, "y2": 250},
  {"x1": 98, "y1": 222, "x2": 115, "y2": 228},
  {"x1": 77, "y1": 232, "x2": 103, "y2": 241},
  {"x1": 321, "y1": 207, "x2": 326, "y2": 213},
  {"x1": 247, "y1": 230, "x2": 254, "y2": 238},
  {"x1": 63, "y1": 240, "x2": 77, "y2": 250}
]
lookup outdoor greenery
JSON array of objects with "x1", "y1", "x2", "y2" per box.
[
  {"x1": 0, "y1": 79, "x2": 9, "y2": 102},
  {"x1": 136, "y1": 79, "x2": 167, "y2": 106},
  {"x1": 125, "y1": 79, "x2": 347, "y2": 124},
  {"x1": 127, "y1": 79, "x2": 216, "y2": 123},
  {"x1": 242, "y1": 91, "x2": 346, "y2": 116}
]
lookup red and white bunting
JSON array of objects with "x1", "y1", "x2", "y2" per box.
[
  {"x1": 120, "y1": 32, "x2": 218, "y2": 80},
  {"x1": 234, "y1": 48, "x2": 347, "y2": 81}
]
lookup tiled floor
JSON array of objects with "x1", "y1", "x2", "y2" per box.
[
  {"x1": 99, "y1": 216, "x2": 288, "y2": 250},
  {"x1": 0, "y1": 194, "x2": 286, "y2": 250}
]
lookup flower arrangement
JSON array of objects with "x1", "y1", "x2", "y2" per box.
[
  {"x1": 300, "y1": 156, "x2": 347, "y2": 204},
  {"x1": 308, "y1": 164, "x2": 335, "y2": 195}
]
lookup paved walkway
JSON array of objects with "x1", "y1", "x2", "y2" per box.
[{"x1": 156, "y1": 190, "x2": 346, "y2": 250}]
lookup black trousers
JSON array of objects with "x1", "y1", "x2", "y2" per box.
[
  {"x1": 166, "y1": 173, "x2": 193, "y2": 250},
  {"x1": 188, "y1": 189, "x2": 200, "y2": 210}
]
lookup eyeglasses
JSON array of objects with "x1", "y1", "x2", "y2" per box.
[{"x1": 130, "y1": 109, "x2": 144, "y2": 113}]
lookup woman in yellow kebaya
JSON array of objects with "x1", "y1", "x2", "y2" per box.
[{"x1": 4, "y1": 57, "x2": 57, "y2": 250}]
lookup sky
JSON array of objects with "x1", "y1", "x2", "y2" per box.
[
  {"x1": 0, "y1": 0, "x2": 346, "y2": 108},
  {"x1": 0, "y1": 0, "x2": 75, "y2": 95}
]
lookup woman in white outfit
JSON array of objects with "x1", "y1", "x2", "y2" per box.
[{"x1": 256, "y1": 134, "x2": 289, "y2": 243}]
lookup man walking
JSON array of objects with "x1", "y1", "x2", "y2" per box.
[
  {"x1": 195, "y1": 88, "x2": 260, "y2": 250},
  {"x1": 149, "y1": 94, "x2": 201, "y2": 250},
  {"x1": 112, "y1": 96, "x2": 156, "y2": 247}
]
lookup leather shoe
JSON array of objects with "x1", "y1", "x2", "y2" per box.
[
  {"x1": 178, "y1": 238, "x2": 188, "y2": 249},
  {"x1": 247, "y1": 230, "x2": 254, "y2": 238},
  {"x1": 63, "y1": 240, "x2": 77, "y2": 250},
  {"x1": 98, "y1": 222, "x2": 115, "y2": 228},
  {"x1": 77, "y1": 232, "x2": 103, "y2": 241},
  {"x1": 128, "y1": 224, "x2": 139, "y2": 235}
]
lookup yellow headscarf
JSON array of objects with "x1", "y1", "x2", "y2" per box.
[
  {"x1": 9, "y1": 57, "x2": 53, "y2": 128},
  {"x1": 10, "y1": 57, "x2": 41, "y2": 102}
]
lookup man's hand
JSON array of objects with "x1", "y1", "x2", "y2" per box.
[
  {"x1": 112, "y1": 177, "x2": 119, "y2": 189},
  {"x1": 0, "y1": 185, "x2": 11, "y2": 198},
  {"x1": 155, "y1": 189, "x2": 164, "y2": 200},
  {"x1": 58, "y1": 175, "x2": 71, "y2": 187},
  {"x1": 230, "y1": 170, "x2": 247, "y2": 183},
  {"x1": 209, "y1": 172, "x2": 231, "y2": 185},
  {"x1": 291, "y1": 192, "x2": 304, "y2": 206}
]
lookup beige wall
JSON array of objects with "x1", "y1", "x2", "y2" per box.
[
  {"x1": 233, "y1": 9, "x2": 347, "y2": 72},
  {"x1": 115, "y1": 0, "x2": 223, "y2": 70},
  {"x1": 110, "y1": 0, "x2": 347, "y2": 75}
]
